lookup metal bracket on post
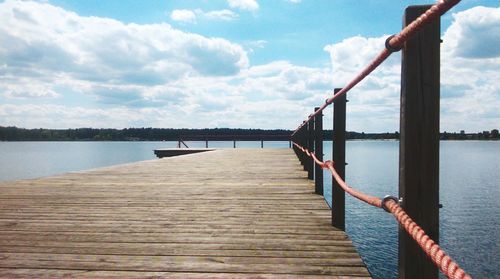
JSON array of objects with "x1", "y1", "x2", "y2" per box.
[{"x1": 332, "y1": 88, "x2": 346, "y2": 230}]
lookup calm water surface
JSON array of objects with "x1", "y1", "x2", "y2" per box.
[{"x1": 0, "y1": 140, "x2": 498, "y2": 278}]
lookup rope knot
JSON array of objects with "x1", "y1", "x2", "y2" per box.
[{"x1": 322, "y1": 160, "x2": 335, "y2": 169}]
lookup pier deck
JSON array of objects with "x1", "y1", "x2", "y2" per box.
[{"x1": 0, "y1": 149, "x2": 370, "y2": 278}]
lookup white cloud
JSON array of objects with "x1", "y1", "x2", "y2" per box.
[
  {"x1": 443, "y1": 6, "x2": 500, "y2": 59},
  {"x1": 204, "y1": 9, "x2": 238, "y2": 21},
  {"x1": 0, "y1": 1, "x2": 497, "y2": 132},
  {"x1": 0, "y1": 0, "x2": 248, "y2": 105},
  {"x1": 170, "y1": 9, "x2": 239, "y2": 23},
  {"x1": 237, "y1": 61, "x2": 332, "y2": 101},
  {"x1": 0, "y1": 104, "x2": 165, "y2": 128},
  {"x1": 285, "y1": 0, "x2": 302, "y2": 3},
  {"x1": 440, "y1": 6, "x2": 500, "y2": 132},
  {"x1": 322, "y1": 6, "x2": 500, "y2": 133},
  {"x1": 227, "y1": 0, "x2": 259, "y2": 12},
  {"x1": 170, "y1": 9, "x2": 197, "y2": 23},
  {"x1": 0, "y1": 0, "x2": 249, "y2": 80},
  {"x1": 248, "y1": 39, "x2": 267, "y2": 48},
  {"x1": 245, "y1": 40, "x2": 267, "y2": 53},
  {"x1": 324, "y1": 35, "x2": 401, "y2": 132},
  {"x1": 0, "y1": 59, "x2": 332, "y2": 129},
  {"x1": 4, "y1": 83, "x2": 59, "y2": 99},
  {"x1": 204, "y1": 9, "x2": 239, "y2": 21},
  {"x1": 0, "y1": 0, "x2": 330, "y2": 129}
]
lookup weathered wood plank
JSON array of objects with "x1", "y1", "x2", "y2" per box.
[
  {"x1": 0, "y1": 253, "x2": 370, "y2": 276},
  {"x1": 0, "y1": 269, "x2": 371, "y2": 279}
]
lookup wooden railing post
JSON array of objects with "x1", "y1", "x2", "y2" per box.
[
  {"x1": 301, "y1": 124, "x2": 307, "y2": 170},
  {"x1": 399, "y1": 5, "x2": 440, "y2": 279},
  {"x1": 307, "y1": 117, "x2": 314, "y2": 180},
  {"x1": 332, "y1": 88, "x2": 346, "y2": 230},
  {"x1": 292, "y1": 134, "x2": 299, "y2": 160},
  {"x1": 296, "y1": 128, "x2": 302, "y2": 166},
  {"x1": 314, "y1": 107, "x2": 323, "y2": 195}
]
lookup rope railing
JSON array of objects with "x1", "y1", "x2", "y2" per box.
[
  {"x1": 292, "y1": 0, "x2": 461, "y2": 136},
  {"x1": 289, "y1": 1, "x2": 474, "y2": 277},
  {"x1": 292, "y1": 142, "x2": 472, "y2": 279}
]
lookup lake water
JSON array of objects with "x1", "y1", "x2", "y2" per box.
[{"x1": 0, "y1": 140, "x2": 498, "y2": 278}]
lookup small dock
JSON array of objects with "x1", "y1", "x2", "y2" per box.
[{"x1": 0, "y1": 149, "x2": 370, "y2": 278}]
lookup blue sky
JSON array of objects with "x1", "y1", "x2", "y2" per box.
[{"x1": 0, "y1": 0, "x2": 499, "y2": 132}]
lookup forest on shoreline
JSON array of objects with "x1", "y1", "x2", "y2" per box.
[{"x1": 0, "y1": 126, "x2": 498, "y2": 141}]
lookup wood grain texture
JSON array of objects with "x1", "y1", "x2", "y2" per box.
[
  {"x1": 0, "y1": 148, "x2": 370, "y2": 278},
  {"x1": 399, "y1": 5, "x2": 440, "y2": 279}
]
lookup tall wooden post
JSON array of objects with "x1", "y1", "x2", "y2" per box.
[
  {"x1": 314, "y1": 107, "x2": 323, "y2": 195},
  {"x1": 399, "y1": 5, "x2": 440, "y2": 279},
  {"x1": 332, "y1": 88, "x2": 346, "y2": 230},
  {"x1": 233, "y1": 140, "x2": 236, "y2": 148},
  {"x1": 205, "y1": 139, "x2": 208, "y2": 148},
  {"x1": 261, "y1": 140, "x2": 263, "y2": 148},
  {"x1": 307, "y1": 118, "x2": 314, "y2": 180}
]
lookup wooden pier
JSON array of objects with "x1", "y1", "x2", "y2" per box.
[{"x1": 0, "y1": 149, "x2": 370, "y2": 278}]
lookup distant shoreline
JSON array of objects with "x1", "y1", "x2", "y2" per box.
[{"x1": 1, "y1": 126, "x2": 498, "y2": 141}]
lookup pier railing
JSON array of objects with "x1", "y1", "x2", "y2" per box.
[
  {"x1": 291, "y1": 1, "x2": 472, "y2": 279},
  {"x1": 177, "y1": 134, "x2": 292, "y2": 148}
]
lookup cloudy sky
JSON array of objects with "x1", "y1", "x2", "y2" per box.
[{"x1": 0, "y1": 0, "x2": 498, "y2": 132}]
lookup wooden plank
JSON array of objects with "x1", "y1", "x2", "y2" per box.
[
  {"x1": 0, "y1": 232, "x2": 353, "y2": 245},
  {"x1": 0, "y1": 269, "x2": 371, "y2": 279},
  {"x1": 0, "y1": 253, "x2": 370, "y2": 276},
  {"x1": 0, "y1": 244, "x2": 356, "y2": 256},
  {"x1": 0, "y1": 149, "x2": 370, "y2": 277},
  {"x1": 0, "y1": 244, "x2": 360, "y2": 257}
]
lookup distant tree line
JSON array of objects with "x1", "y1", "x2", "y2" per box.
[
  {"x1": 0, "y1": 126, "x2": 498, "y2": 141},
  {"x1": 0, "y1": 127, "x2": 291, "y2": 141},
  {"x1": 441, "y1": 129, "x2": 499, "y2": 140}
]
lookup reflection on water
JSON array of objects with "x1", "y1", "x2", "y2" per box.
[{"x1": 0, "y1": 140, "x2": 497, "y2": 278}]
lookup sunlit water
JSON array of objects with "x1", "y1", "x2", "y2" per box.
[{"x1": 0, "y1": 140, "x2": 497, "y2": 278}]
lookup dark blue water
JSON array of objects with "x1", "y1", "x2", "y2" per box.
[
  {"x1": 322, "y1": 140, "x2": 499, "y2": 279},
  {"x1": 0, "y1": 140, "x2": 497, "y2": 278}
]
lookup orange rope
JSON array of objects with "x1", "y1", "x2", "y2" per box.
[{"x1": 292, "y1": 142, "x2": 472, "y2": 279}]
